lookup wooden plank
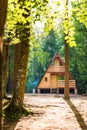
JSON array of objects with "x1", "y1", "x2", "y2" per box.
[
  {"x1": 58, "y1": 80, "x2": 76, "y2": 88},
  {"x1": 47, "y1": 66, "x2": 65, "y2": 73}
]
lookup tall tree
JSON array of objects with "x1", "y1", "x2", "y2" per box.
[
  {"x1": 5, "y1": 0, "x2": 30, "y2": 114},
  {"x1": 0, "y1": 0, "x2": 8, "y2": 129},
  {"x1": 4, "y1": 0, "x2": 49, "y2": 118},
  {"x1": 64, "y1": 0, "x2": 70, "y2": 99},
  {"x1": 2, "y1": 44, "x2": 9, "y2": 98}
]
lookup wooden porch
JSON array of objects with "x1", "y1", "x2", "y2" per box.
[
  {"x1": 58, "y1": 80, "x2": 76, "y2": 88},
  {"x1": 47, "y1": 66, "x2": 65, "y2": 73},
  {"x1": 37, "y1": 80, "x2": 76, "y2": 94}
]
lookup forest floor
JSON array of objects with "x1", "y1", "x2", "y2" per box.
[{"x1": 3, "y1": 94, "x2": 87, "y2": 130}]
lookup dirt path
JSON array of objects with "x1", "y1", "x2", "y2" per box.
[{"x1": 13, "y1": 94, "x2": 87, "y2": 130}]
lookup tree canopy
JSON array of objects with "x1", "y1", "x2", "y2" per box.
[{"x1": 4, "y1": 0, "x2": 87, "y2": 95}]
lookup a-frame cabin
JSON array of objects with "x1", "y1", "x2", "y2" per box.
[{"x1": 36, "y1": 52, "x2": 77, "y2": 94}]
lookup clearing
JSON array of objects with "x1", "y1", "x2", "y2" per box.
[{"x1": 4, "y1": 94, "x2": 87, "y2": 130}]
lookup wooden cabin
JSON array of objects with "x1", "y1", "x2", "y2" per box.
[{"x1": 36, "y1": 52, "x2": 77, "y2": 94}]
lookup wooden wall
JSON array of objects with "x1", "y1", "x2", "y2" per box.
[
  {"x1": 50, "y1": 74, "x2": 57, "y2": 88},
  {"x1": 37, "y1": 53, "x2": 76, "y2": 92},
  {"x1": 38, "y1": 73, "x2": 51, "y2": 89}
]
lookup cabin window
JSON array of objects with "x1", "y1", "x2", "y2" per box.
[{"x1": 45, "y1": 77, "x2": 48, "y2": 81}]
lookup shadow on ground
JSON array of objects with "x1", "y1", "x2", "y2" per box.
[
  {"x1": 2, "y1": 120, "x2": 18, "y2": 130},
  {"x1": 65, "y1": 99, "x2": 87, "y2": 130}
]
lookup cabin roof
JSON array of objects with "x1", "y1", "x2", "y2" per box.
[
  {"x1": 36, "y1": 52, "x2": 74, "y2": 90},
  {"x1": 52, "y1": 52, "x2": 65, "y2": 65}
]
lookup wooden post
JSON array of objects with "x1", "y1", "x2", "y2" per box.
[
  {"x1": 57, "y1": 88, "x2": 59, "y2": 94},
  {"x1": 57, "y1": 76, "x2": 59, "y2": 95},
  {"x1": 75, "y1": 88, "x2": 77, "y2": 95},
  {"x1": 50, "y1": 88, "x2": 52, "y2": 94},
  {"x1": 37, "y1": 89, "x2": 40, "y2": 93}
]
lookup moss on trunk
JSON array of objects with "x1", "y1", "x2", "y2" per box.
[
  {"x1": 3, "y1": 102, "x2": 33, "y2": 121},
  {"x1": 3, "y1": 42, "x2": 30, "y2": 121}
]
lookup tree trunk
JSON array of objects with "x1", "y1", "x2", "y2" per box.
[
  {"x1": 64, "y1": 43, "x2": 70, "y2": 99},
  {"x1": 0, "y1": 37, "x2": 3, "y2": 130},
  {"x1": 64, "y1": 0, "x2": 70, "y2": 99},
  {"x1": 4, "y1": 1, "x2": 30, "y2": 120},
  {"x1": 10, "y1": 42, "x2": 29, "y2": 109},
  {"x1": 0, "y1": 0, "x2": 8, "y2": 129},
  {"x1": 4, "y1": 42, "x2": 29, "y2": 120},
  {"x1": 2, "y1": 44, "x2": 9, "y2": 98},
  {"x1": 7, "y1": 0, "x2": 30, "y2": 110}
]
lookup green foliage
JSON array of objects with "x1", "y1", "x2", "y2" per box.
[
  {"x1": 5, "y1": 0, "x2": 50, "y2": 44},
  {"x1": 43, "y1": 29, "x2": 60, "y2": 58},
  {"x1": 72, "y1": 0, "x2": 87, "y2": 28},
  {"x1": 25, "y1": 29, "x2": 64, "y2": 93},
  {"x1": 25, "y1": 80, "x2": 39, "y2": 93},
  {"x1": 69, "y1": 16, "x2": 87, "y2": 94},
  {"x1": 63, "y1": 0, "x2": 76, "y2": 47},
  {"x1": 6, "y1": 0, "x2": 87, "y2": 94}
]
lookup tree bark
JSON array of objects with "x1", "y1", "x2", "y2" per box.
[
  {"x1": 0, "y1": 0, "x2": 8, "y2": 129},
  {"x1": 7, "y1": 0, "x2": 30, "y2": 112},
  {"x1": 10, "y1": 42, "x2": 29, "y2": 109},
  {"x1": 64, "y1": 0, "x2": 70, "y2": 99},
  {"x1": 4, "y1": 41, "x2": 30, "y2": 120},
  {"x1": 2, "y1": 44, "x2": 9, "y2": 98},
  {"x1": 0, "y1": 37, "x2": 3, "y2": 130},
  {"x1": 64, "y1": 42, "x2": 70, "y2": 99}
]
